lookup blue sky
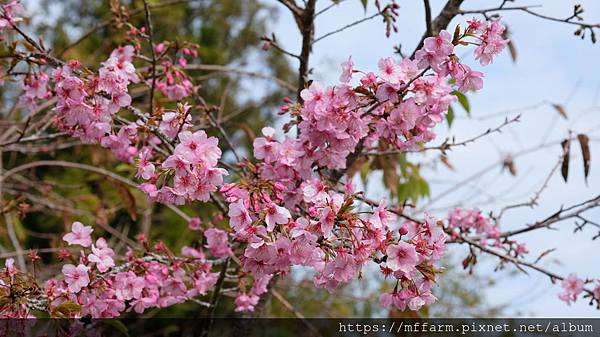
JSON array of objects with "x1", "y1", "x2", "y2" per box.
[{"x1": 270, "y1": 0, "x2": 600, "y2": 317}]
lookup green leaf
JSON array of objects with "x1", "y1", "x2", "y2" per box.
[
  {"x1": 446, "y1": 105, "x2": 455, "y2": 128},
  {"x1": 418, "y1": 177, "x2": 430, "y2": 197},
  {"x1": 452, "y1": 91, "x2": 470, "y2": 115}
]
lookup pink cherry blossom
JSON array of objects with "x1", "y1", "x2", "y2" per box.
[
  {"x1": 88, "y1": 238, "x2": 115, "y2": 272},
  {"x1": 370, "y1": 199, "x2": 397, "y2": 229},
  {"x1": 386, "y1": 241, "x2": 418, "y2": 273},
  {"x1": 136, "y1": 147, "x2": 155, "y2": 180},
  {"x1": 0, "y1": 1, "x2": 24, "y2": 32},
  {"x1": 456, "y1": 65, "x2": 484, "y2": 92},
  {"x1": 558, "y1": 274, "x2": 584, "y2": 305},
  {"x1": 228, "y1": 201, "x2": 252, "y2": 232},
  {"x1": 63, "y1": 221, "x2": 93, "y2": 247},
  {"x1": 234, "y1": 292, "x2": 259, "y2": 312},
  {"x1": 474, "y1": 19, "x2": 509, "y2": 66},
  {"x1": 62, "y1": 264, "x2": 90, "y2": 293},
  {"x1": 204, "y1": 228, "x2": 232, "y2": 257},
  {"x1": 377, "y1": 57, "x2": 402, "y2": 84},
  {"x1": 188, "y1": 217, "x2": 202, "y2": 231},
  {"x1": 253, "y1": 132, "x2": 280, "y2": 163},
  {"x1": 423, "y1": 30, "x2": 454, "y2": 57},
  {"x1": 339, "y1": 56, "x2": 354, "y2": 83},
  {"x1": 176, "y1": 130, "x2": 221, "y2": 166},
  {"x1": 264, "y1": 203, "x2": 291, "y2": 231}
]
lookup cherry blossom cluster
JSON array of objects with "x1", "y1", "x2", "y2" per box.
[
  {"x1": 287, "y1": 19, "x2": 507, "y2": 169},
  {"x1": 469, "y1": 18, "x2": 510, "y2": 66},
  {"x1": 377, "y1": 217, "x2": 447, "y2": 311},
  {"x1": 0, "y1": 221, "x2": 225, "y2": 318},
  {"x1": 152, "y1": 41, "x2": 198, "y2": 100},
  {"x1": 19, "y1": 72, "x2": 52, "y2": 110},
  {"x1": 0, "y1": 0, "x2": 23, "y2": 38},
  {"x1": 217, "y1": 126, "x2": 450, "y2": 312},
  {"x1": 37, "y1": 42, "x2": 227, "y2": 203},
  {"x1": 559, "y1": 274, "x2": 586, "y2": 305},
  {"x1": 447, "y1": 208, "x2": 529, "y2": 258},
  {"x1": 214, "y1": 20, "x2": 510, "y2": 308},
  {"x1": 557, "y1": 274, "x2": 600, "y2": 306},
  {"x1": 154, "y1": 60, "x2": 194, "y2": 100},
  {"x1": 447, "y1": 208, "x2": 500, "y2": 241},
  {"x1": 52, "y1": 46, "x2": 139, "y2": 162},
  {"x1": 138, "y1": 128, "x2": 228, "y2": 204}
]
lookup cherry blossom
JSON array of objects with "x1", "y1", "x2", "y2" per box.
[
  {"x1": 204, "y1": 228, "x2": 232, "y2": 257},
  {"x1": 62, "y1": 221, "x2": 93, "y2": 247},
  {"x1": 264, "y1": 203, "x2": 291, "y2": 231},
  {"x1": 62, "y1": 264, "x2": 90, "y2": 293},
  {"x1": 386, "y1": 241, "x2": 419, "y2": 273},
  {"x1": 0, "y1": 1, "x2": 23, "y2": 35},
  {"x1": 87, "y1": 238, "x2": 115, "y2": 272},
  {"x1": 558, "y1": 274, "x2": 585, "y2": 305}
]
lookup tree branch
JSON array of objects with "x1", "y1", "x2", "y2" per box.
[{"x1": 411, "y1": 0, "x2": 465, "y2": 58}]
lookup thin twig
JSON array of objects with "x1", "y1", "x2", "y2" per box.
[
  {"x1": 497, "y1": 158, "x2": 560, "y2": 219},
  {"x1": 314, "y1": 10, "x2": 384, "y2": 43}
]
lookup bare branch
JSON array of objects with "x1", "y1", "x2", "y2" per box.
[
  {"x1": 314, "y1": 10, "x2": 384, "y2": 43},
  {"x1": 423, "y1": 0, "x2": 433, "y2": 37}
]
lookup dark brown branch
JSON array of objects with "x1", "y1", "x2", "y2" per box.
[
  {"x1": 423, "y1": 0, "x2": 433, "y2": 37},
  {"x1": 276, "y1": 0, "x2": 303, "y2": 19},
  {"x1": 296, "y1": 0, "x2": 316, "y2": 102},
  {"x1": 458, "y1": 236, "x2": 597, "y2": 298},
  {"x1": 200, "y1": 258, "x2": 230, "y2": 336},
  {"x1": 497, "y1": 194, "x2": 600, "y2": 239},
  {"x1": 410, "y1": 0, "x2": 465, "y2": 58},
  {"x1": 459, "y1": 5, "x2": 599, "y2": 30}
]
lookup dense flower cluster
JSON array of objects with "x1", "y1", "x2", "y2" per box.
[
  {"x1": 447, "y1": 208, "x2": 500, "y2": 242},
  {"x1": 447, "y1": 208, "x2": 529, "y2": 258},
  {"x1": 45, "y1": 43, "x2": 227, "y2": 203},
  {"x1": 468, "y1": 18, "x2": 510, "y2": 66},
  {"x1": 155, "y1": 60, "x2": 194, "y2": 100},
  {"x1": 293, "y1": 20, "x2": 505, "y2": 170},
  {"x1": 138, "y1": 129, "x2": 228, "y2": 204},
  {"x1": 378, "y1": 218, "x2": 447, "y2": 311},
  {"x1": 207, "y1": 20, "x2": 513, "y2": 312},
  {"x1": 53, "y1": 46, "x2": 139, "y2": 162},
  {"x1": 219, "y1": 123, "x2": 450, "y2": 311},
  {"x1": 0, "y1": 222, "x2": 222, "y2": 318}
]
